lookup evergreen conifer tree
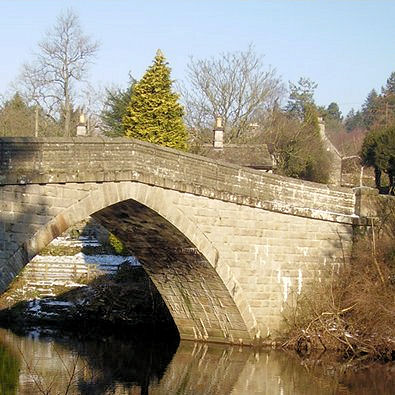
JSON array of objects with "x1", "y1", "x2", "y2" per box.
[
  {"x1": 122, "y1": 50, "x2": 188, "y2": 151},
  {"x1": 102, "y1": 76, "x2": 136, "y2": 137}
]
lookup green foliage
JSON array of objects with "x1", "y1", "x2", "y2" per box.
[
  {"x1": 345, "y1": 108, "x2": 365, "y2": 131},
  {"x1": 299, "y1": 104, "x2": 331, "y2": 183},
  {"x1": 361, "y1": 126, "x2": 395, "y2": 191},
  {"x1": 102, "y1": 77, "x2": 136, "y2": 137},
  {"x1": 375, "y1": 127, "x2": 395, "y2": 187},
  {"x1": 286, "y1": 77, "x2": 317, "y2": 120},
  {"x1": 0, "y1": 93, "x2": 75, "y2": 137},
  {"x1": 108, "y1": 233, "x2": 126, "y2": 255},
  {"x1": 266, "y1": 109, "x2": 331, "y2": 183},
  {"x1": 346, "y1": 72, "x2": 395, "y2": 133},
  {"x1": 281, "y1": 139, "x2": 330, "y2": 183},
  {"x1": 302, "y1": 103, "x2": 320, "y2": 136},
  {"x1": 326, "y1": 102, "x2": 342, "y2": 122},
  {"x1": 0, "y1": 93, "x2": 35, "y2": 136},
  {"x1": 362, "y1": 89, "x2": 380, "y2": 129},
  {"x1": 382, "y1": 71, "x2": 395, "y2": 96},
  {"x1": 122, "y1": 50, "x2": 188, "y2": 151},
  {"x1": 282, "y1": 78, "x2": 331, "y2": 183}
]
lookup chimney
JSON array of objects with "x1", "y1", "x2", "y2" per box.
[
  {"x1": 213, "y1": 116, "x2": 224, "y2": 149},
  {"x1": 317, "y1": 116, "x2": 325, "y2": 139},
  {"x1": 76, "y1": 112, "x2": 87, "y2": 136}
]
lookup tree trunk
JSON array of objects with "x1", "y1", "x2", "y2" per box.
[
  {"x1": 35, "y1": 106, "x2": 39, "y2": 137},
  {"x1": 374, "y1": 166, "x2": 381, "y2": 190},
  {"x1": 64, "y1": 101, "x2": 71, "y2": 137}
]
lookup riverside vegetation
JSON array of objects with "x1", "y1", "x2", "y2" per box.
[{"x1": 281, "y1": 199, "x2": 395, "y2": 363}]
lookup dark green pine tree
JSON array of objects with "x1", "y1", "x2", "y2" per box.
[
  {"x1": 102, "y1": 76, "x2": 136, "y2": 137},
  {"x1": 122, "y1": 50, "x2": 188, "y2": 151},
  {"x1": 362, "y1": 89, "x2": 379, "y2": 129},
  {"x1": 382, "y1": 71, "x2": 395, "y2": 96}
]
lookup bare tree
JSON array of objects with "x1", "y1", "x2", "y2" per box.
[
  {"x1": 182, "y1": 45, "x2": 284, "y2": 142},
  {"x1": 80, "y1": 82, "x2": 106, "y2": 135},
  {"x1": 19, "y1": 9, "x2": 99, "y2": 136}
]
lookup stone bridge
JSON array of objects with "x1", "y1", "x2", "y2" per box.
[{"x1": 0, "y1": 137, "x2": 372, "y2": 345}]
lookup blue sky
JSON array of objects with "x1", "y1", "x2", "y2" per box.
[{"x1": 0, "y1": 0, "x2": 394, "y2": 115}]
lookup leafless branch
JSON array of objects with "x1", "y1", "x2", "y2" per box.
[
  {"x1": 17, "y1": 8, "x2": 99, "y2": 136},
  {"x1": 181, "y1": 45, "x2": 284, "y2": 142}
]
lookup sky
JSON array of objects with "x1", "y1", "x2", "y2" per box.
[{"x1": 0, "y1": 0, "x2": 394, "y2": 116}]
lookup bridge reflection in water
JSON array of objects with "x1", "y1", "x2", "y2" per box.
[{"x1": 0, "y1": 328, "x2": 392, "y2": 394}]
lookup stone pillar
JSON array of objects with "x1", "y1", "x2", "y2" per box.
[
  {"x1": 213, "y1": 116, "x2": 224, "y2": 149},
  {"x1": 76, "y1": 112, "x2": 87, "y2": 136}
]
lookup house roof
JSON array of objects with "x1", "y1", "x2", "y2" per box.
[{"x1": 200, "y1": 144, "x2": 273, "y2": 170}]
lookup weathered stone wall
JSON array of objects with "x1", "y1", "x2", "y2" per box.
[
  {"x1": 0, "y1": 137, "x2": 355, "y2": 221},
  {"x1": 0, "y1": 181, "x2": 354, "y2": 345},
  {"x1": 0, "y1": 137, "x2": 360, "y2": 345}
]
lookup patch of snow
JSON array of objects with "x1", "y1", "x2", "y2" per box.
[
  {"x1": 41, "y1": 301, "x2": 73, "y2": 307},
  {"x1": 50, "y1": 236, "x2": 101, "y2": 247},
  {"x1": 64, "y1": 282, "x2": 88, "y2": 288},
  {"x1": 27, "y1": 300, "x2": 41, "y2": 313},
  {"x1": 36, "y1": 312, "x2": 58, "y2": 317},
  {"x1": 32, "y1": 253, "x2": 139, "y2": 267}
]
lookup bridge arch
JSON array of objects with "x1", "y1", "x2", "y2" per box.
[{"x1": 7, "y1": 182, "x2": 254, "y2": 345}]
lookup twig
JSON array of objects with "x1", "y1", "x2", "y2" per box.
[
  {"x1": 370, "y1": 218, "x2": 385, "y2": 285},
  {"x1": 17, "y1": 344, "x2": 47, "y2": 394}
]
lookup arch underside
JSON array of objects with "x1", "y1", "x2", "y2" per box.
[
  {"x1": 1, "y1": 181, "x2": 253, "y2": 345},
  {"x1": 93, "y1": 199, "x2": 251, "y2": 345}
]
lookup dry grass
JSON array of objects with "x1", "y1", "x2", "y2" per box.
[{"x1": 281, "y1": 205, "x2": 395, "y2": 361}]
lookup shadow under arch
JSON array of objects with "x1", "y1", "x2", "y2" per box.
[{"x1": 9, "y1": 182, "x2": 253, "y2": 345}]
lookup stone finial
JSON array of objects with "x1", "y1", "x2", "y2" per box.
[
  {"x1": 156, "y1": 48, "x2": 164, "y2": 58},
  {"x1": 213, "y1": 116, "x2": 224, "y2": 149},
  {"x1": 76, "y1": 111, "x2": 87, "y2": 136}
]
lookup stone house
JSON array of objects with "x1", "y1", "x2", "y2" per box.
[{"x1": 198, "y1": 118, "x2": 273, "y2": 172}]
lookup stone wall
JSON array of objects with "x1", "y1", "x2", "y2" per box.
[
  {"x1": 0, "y1": 181, "x2": 355, "y2": 345},
  {"x1": 0, "y1": 137, "x2": 355, "y2": 221},
  {"x1": 0, "y1": 137, "x2": 362, "y2": 345}
]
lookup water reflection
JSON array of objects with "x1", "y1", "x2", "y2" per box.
[{"x1": 0, "y1": 327, "x2": 393, "y2": 394}]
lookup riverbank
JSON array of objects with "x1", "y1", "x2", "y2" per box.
[
  {"x1": 279, "y1": 211, "x2": 395, "y2": 363},
  {"x1": 0, "y1": 263, "x2": 177, "y2": 337},
  {"x1": 0, "y1": 220, "x2": 177, "y2": 337}
]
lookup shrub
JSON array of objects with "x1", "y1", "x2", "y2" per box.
[
  {"x1": 108, "y1": 233, "x2": 126, "y2": 255},
  {"x1": 281, "y1": 202, "x2": 395, "y2": 360}
]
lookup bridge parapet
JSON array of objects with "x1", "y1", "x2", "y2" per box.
[{"x1": 0, "y1": 137, "x2": 356, "y2": 223}]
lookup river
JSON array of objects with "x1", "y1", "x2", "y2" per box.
[{"x1": 0, "y1": 326, "x2": 393, "y2": 394}]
